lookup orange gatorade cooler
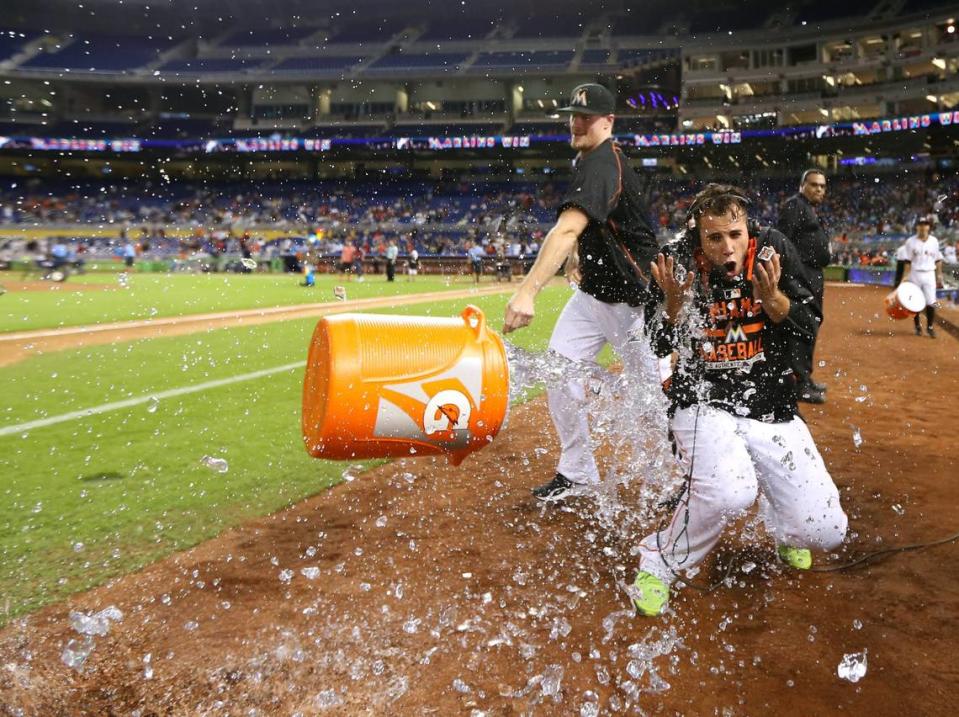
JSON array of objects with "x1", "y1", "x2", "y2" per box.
[
  {"x1": 884, "y1": 281, "x2": 926, "y2": 320},
  {"x1": 302, "y1": 305, "x2": 509, "y2": 466}
]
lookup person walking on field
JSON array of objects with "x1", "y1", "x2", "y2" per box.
[
  {"x1": 339, "y1": 240, "x2": 357, "y2": 281},
  {"x1": 502, "y1": 83, "x2": 661, "y2": 502},
  {"x1": 631, "y1": 184, "x2": 847, "y2": 616},
  {"x1": 903, "y1": 216, "x2": 945, "y2": 338},
  {"x1": 385, "y1": 239, "x2": 399, "y2": 282},
  {"x1": 777, "y1": 169, "x2": 829, "y2": 404}
]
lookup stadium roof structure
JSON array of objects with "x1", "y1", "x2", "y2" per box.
[{"x1": 3, "y1": 0, "x2": 958, "y2": 38}]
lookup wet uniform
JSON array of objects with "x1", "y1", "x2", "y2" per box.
[
  {"x1": 548, "y1": 138, "x2": 661, "y2": 485},
  {"x1": 636, "y1": 228, "x2": 847, "y2": 584}
]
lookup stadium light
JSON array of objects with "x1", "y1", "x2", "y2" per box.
[
  {"x1": 932, "y1": 57, "x2": 946, "y2": 69},
  {"x1": 926, "y1": 94, "x2": 939, "y2": 103}
]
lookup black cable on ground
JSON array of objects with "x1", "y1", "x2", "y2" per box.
[{"x1": 808, "y1": 528, "x2": 959, "y2": 573}]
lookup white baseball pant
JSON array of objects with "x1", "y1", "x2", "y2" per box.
[
  {"x1": 547, "y1": 289, "x2": 660, "y2": 485},
  {"x1": 909, "y1": 269, "x2": 938, "y2": 305},
  {"x1": 637, "y1": 405, "x2": 848, "y2": 583}
]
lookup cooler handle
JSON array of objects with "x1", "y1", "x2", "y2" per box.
[{"x1": 460, "y1": 305, "x2": 486, "y2": 338}]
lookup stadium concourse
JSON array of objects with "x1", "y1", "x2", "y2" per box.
[{"x1": 0, "y1": 284, "x2": 957, "y2": 714}]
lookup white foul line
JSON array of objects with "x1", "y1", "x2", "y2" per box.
[{"x1": 0, "y1": 360, "x2": 306, "y2": 438}]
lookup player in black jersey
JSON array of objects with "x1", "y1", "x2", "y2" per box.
[
  {"x1": 502, "y1": 83, "x2": 661, "y2": 502},
  {"x1": 629, "y1": 184, "x2": 847, "y2": 616}
]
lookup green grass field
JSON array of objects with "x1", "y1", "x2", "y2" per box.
[
  {"x1": 0, "y1": 281, "x2": 575, "y2": 623},
  {"x1": 0, "y1": 272, "x2": 475, "y2": 332}
]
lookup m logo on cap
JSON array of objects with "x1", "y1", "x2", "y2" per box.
[{"x1": 571, "y1": 88, "x2": 589, "y2": 107}]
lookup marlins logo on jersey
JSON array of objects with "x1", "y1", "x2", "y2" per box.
[{"x1": 702, "y1": 294, "x2": 766, "y2": 370}]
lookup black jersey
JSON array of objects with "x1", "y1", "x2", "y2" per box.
[
  {"x1": 647, "y1": 228, "x2": 820, "y2": 423},
  {"x1": 558, "y1": 139, "x2": 658, "y2": 305}
]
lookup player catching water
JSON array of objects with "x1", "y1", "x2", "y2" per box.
[{"x1": 630, "y1": 184, "x2": 848, "y2": 616}]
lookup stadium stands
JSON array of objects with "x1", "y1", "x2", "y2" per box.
[
  {"x1": 270, "y1": 56, "x2": 364, "y2": 73},
  {"x1": 469, "y1": 50, "x2": 575, "y2": 72},
  {"x1": 20, "y1": 34, "x2": 178, "y2": 72},
  {"x1": 157, "y1": 58, "x2": 267, "y2": 73},
  {"x1": 366, "y1": 52, "x2": 472, "y2": 72},
  {"x1": 219, "y1": 26, "x2": 318, "y2": 47}
]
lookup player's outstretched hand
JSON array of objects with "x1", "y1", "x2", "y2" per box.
[
  {"x1": 503, "y1": 292, "x2": 534, "y2": 334},
  {"x1": 650, "y1": 253, "x2": 695, "y2": 324},
  {"x1": 751, "y1": 251, "x2": 782, "y2": 303},
  {"x1": 650, "y1": 253, "x2": 694, "y2": 300}
]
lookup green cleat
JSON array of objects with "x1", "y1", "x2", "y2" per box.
[
  {"x1": 631, "y1": 571, "x2": 669, "y2": 616},
  {"x1": 778, "y1": 545, "x2": 812, "y2": 570}
]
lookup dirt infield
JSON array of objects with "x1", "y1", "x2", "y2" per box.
[
  {"x1": 0, "y1": 284, "x2": 517, "y2": 368},
  {"x1": 1, "y1": 285, "x2": 958, "y2": 715}
]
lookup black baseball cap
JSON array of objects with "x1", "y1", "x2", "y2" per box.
[
  {"x1": 556, "y1": 83, "x2": 616, "y2": 116},
  {"x1": 916, "y1": 216, "x2": 933, "y2": 225}
]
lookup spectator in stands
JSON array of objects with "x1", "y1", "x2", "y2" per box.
[
  {"x1": 778, "y1": 169, "x2": 829, "y2": 405},
  {"x1": 944, "y1": 240, "x2": 958, "y2": 265}
]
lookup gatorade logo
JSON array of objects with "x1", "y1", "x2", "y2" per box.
[
  {"x1": 571, "y1": 88, "x2": 589, "y2": 107},
  {"x1": 423, "y1": 389, "x2": 471, "y2": 435},
  {"x1": 374, "y1": 369, "x2": 480, "y2": 448}
]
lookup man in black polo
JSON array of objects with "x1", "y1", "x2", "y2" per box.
[
  {"x1": 777, "y1": 169, "x2": 829, "y2": 404},
  {"x1": 503, "y1": 83, "x2": 661, "y2": 501}
]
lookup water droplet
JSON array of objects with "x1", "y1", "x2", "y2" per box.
[
  {"x1": 61, "y1": 636, "x2": 95, "y2": 670},
  {"x1": 852, "y1": 428, "x2": 863, "y2": 448},
  {"x1": 838, "y1": 650, "x2": 867, "y2": 682},
  {"x1": 147, "y1": 397, "x2": 160, "y2": 413},
  {"x1": 200, "y1": 455, "x2": 228, "y2": 473},
  {"x1": 278, "y1": 568, "x2": 294, "y2": 583},
  {"x1": 375, "y1": 515, "x2": 387, "y2": 528},
  {"x1": 300, "y1": 567, "x2": 321, "y2": 580}
]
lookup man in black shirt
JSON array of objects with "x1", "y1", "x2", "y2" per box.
[
  {"x1": 503, "y1": 83, "x2": 661, "y2": 502},
  {"x1": 777, "y1": 169, "x2": 830, "y2": 404},
  {"x1": 629, "y1": 184, "x2": 847, "y2": 616}
]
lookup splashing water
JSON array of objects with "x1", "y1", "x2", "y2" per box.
[
  {"x1": 838, "y1": 650, "x2": 867, "y2": 683},
  {"x1": 852, "y1": 428, "x2": 863, "y2": 448},
  {"x1": 200, "y1": 455, "x2": 229, "y2": 473},
  {"x1": 61, "y1": 636, "x2": 95, "y2": 670},
  {"x1": 69, "y1": 606, "x2": 123, "y2": 636}
]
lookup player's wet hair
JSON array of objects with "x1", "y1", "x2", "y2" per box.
[{"x1": 685, "y1": 183, "x2": 751, "y2": 231}]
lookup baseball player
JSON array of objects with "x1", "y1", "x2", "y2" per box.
[
  {"x1": 502, "y1": 83, "x2": 661, "y2": 502},
  {"x1": 630, "y1": 184, "x2": 848, "y2": 616},
  {"x1": 406, "y1": 248, "x2": 420, "y2": 281},
  {"x1": 903, "y1": 217, "x2": 945, "y2": 338}
]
